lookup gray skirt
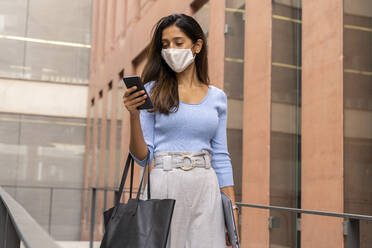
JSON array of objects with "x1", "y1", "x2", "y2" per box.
[{"x1": 141, "y1": 150, "x2": 226, "y2": 248}]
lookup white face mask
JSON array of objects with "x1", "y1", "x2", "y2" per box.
[{"x1": 161, "y1": 45, "x2": 196, "y2": 73}]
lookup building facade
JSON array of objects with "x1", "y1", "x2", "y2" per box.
[
  {"x1": 84, "y1": 0, "x2": 372, "y2": 247},
  {"x1": 0, "y1": 0, "x2": 92, "y2": 240}
]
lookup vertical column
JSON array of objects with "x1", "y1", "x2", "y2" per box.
[
  {"x1": 111, "y1": 0, "x2": 117, "y2": 46},
  {"x1": 302, "y1": 0, "x2": 344, "y2": 247},
  {"x1": 105, "y1": 0, "x2": 116, "y2": 52},
  {"x1": 101, "y1": 1, "x2": 108, "y2": 62},
  {"x1": 126, "y1": 0, "x2": 141, "y2": 27},
  {"x1": 90, "y1": 0, "x2": 99, "y2": 73},
  {"x1": 96, "y1": 0, "x2": 104, "y2": 63},
  {"x1": 208, "y1": 0, "x2": 225, "y2": 89},
  {"x1": 115, "y1": 0, "x2": 124, "y2": 40},
  {"x1": 242, "y1": 0, "x2": 272, "y2": 247},
  {"x1": 122, "y1": 0, "x2": 128, "y2": 38},
  {"x1": 120, "y1": 94, "x2": 132, "y2": 203},
  {"x1": 91, "y1": 96, "x2": 99, "y2": 239},
  {"x1": 97, "y1": 90, "x2": 107, "y2": 237},
  {"x1": 80, "y1": 97, "x2": 93, "y2": 240},
  {"x1": 113, "y1": 0, "x2": 128, "y2": 41},
  {"x1": 106, "y1": 83, "x2": 117, "y2": 210}
]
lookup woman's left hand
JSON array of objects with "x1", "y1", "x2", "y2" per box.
[
  {"x1": 225, "y1": 232, "x2": 231, "y2": 246},
  {"x1": 222, "y1": 186, "x2": 239, "y2": 246},
  {"x1": 225, "y1": 208, "x2": 239, "y2": 246},
  {"x1": 234, "y1": 208, "x2": 239, "y2": 237}
]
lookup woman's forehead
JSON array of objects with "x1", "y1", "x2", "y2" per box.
[{"x1": 162, "y1": 25, "x2": 188, "y2": 41}]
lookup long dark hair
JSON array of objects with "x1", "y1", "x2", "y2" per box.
[{"x1": 141, "y1": 14, "x2": 209, "y2": 115}]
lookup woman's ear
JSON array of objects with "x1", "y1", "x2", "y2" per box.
[{"x1": 193, "y1": 38, "x2": 203, "y2": 54}]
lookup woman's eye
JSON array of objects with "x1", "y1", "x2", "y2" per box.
[{"x1": 176, "y1": 43, "x2": 183, "y2": 46}]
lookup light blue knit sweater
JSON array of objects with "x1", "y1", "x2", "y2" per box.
[{"x1": 129, "y1": 80, "x2": 234, "y2": 188}]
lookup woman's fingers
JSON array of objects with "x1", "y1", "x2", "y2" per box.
[
  {"x1": 127, "y1": 94, "x2": 147, "y2": 106},
  {"x1": 225, "y1": 232, "x2": 231, "y2": 246},
  {"x1": 123, "y1": 92, "x2": 146, "y2": 104},
  {"x1": 134, "y1": 99, "x2": 146, "y2": 108},
  {"x1": 123, "y1": 93, "x2": 147, "y2": 112},
  {"x1": 123, "y1": 86, "x2": 146, "y2": 103},
  {"x1": 123, "y1": 86, "x2": 137, "y2": 97},
  {"x1": 129, "y1": 90, "x2": 145, "y2": 100},
  {"x1": 124, "y1": 89, "x2": 146, "y2": 101},
  {"x1": 122, "y1": 86, "x2": 148, "y2": 114},
  {"x1": 126, "y1": 99, "x2": 146, "y2": 112}
]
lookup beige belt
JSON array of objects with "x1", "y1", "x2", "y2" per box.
[{"x1": 154, "y1": 150, "x2": 211, "y2": 171}]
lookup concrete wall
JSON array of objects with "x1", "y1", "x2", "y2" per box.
[{"x1": 0, "y1": 79, "x2": 88, "y2": 118}]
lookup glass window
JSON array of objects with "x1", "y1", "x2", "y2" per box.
[
  {"x1": 0, "y1": 113, "x2": 86, "y2": 240},
  {"x1": 343, "y1": 1, "x2": 372, "y2": 246},
  {"x1": 0, "y1": 113, "x2": 21, "y2": 186},
  {"x1": 270, "y1": 1, "x2": 302, "y2": 247},
  {"x1": 115, "y1": 79, "x2": 123, "y2": 189},
  {"x1": 85, "y1": 102, "x2": 94, "y2": 230},
  {"x1": 224, "y1": 0, "x2": 245, "y2": 205},
  {"x1": 225, "y1": 0, "x2": 245, "y2": 100},
  {"x1": 0, "y1": 0, "x2": 92, "y2": 84}
]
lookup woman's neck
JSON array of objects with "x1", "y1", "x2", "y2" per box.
[{"x1": 176, "y1": 63, "x2": 200, "y2": 88}]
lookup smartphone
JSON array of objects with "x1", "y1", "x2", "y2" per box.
[{"x1": 123, "y1": 76, "x2": 154, "y2": 110}]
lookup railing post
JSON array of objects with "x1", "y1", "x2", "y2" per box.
[
  {"x1": 48, "y1": 188, "x2": 54, "y2": 234},
  {"x1": 89, "y1": 188, "x2": 97, "y2": 248},
  {"x1": 343, "y1": 218, "x2": 360, "y2": 248},
  {"x1": 0, "y1": 187, "x2": 60, "y2": 248},
  {"x1": 0, "y1": 200, "x2": 7, "y2": 246},
  {"x1": 4, "y1": 212, "x2": 20, "y2": 248},
  {"x1": 268, "y1": 216, "x2": 280, "y2": 229}
]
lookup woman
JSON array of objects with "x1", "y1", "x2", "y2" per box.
[{"x1": 123, "y1": 14, "x2": 238, "y2": 248}]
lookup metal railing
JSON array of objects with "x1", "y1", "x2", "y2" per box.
[
  {"x1": 87, "y1": 184, "x2": 372, "y2": 248},
  {"x1": 236, "y1": 202, "x2": 372, "y2": 248},
  {"x1": 1, "y1": 184, "x2": 88, "y2": 237},
  {"x1": 0, "y1": 186, "x2": 61, "y2": 248}
]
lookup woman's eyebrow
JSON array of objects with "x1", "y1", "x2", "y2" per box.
[
  {"x1": 161, "y1": 37, "x2": 184, "y2": 43},
  {"x1": 172, "y1": 37, "x2": 184, "y2": 41}
]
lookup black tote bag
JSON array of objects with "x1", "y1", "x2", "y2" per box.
[{"x1": 100, "y1": 152, "x2": 176, "y2": 248}]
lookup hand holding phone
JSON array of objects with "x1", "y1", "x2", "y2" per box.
[{"x1": 122, "y1": 76, "x2": 154, "y2": 112}]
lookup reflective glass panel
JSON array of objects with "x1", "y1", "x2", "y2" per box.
[
  {"x1": 344, "y1": 1, "x2": 372, "y2": 246},
  {"x1": 0, "y1": 0, "x2": 91, "y2": 84},
  {"x1": 270, "y1": 1, "x2": 302, "y2": 247},
  {"x1": 225, "y1": 0, "x2": 245, "y2": 204}
]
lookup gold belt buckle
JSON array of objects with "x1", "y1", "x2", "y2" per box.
[{"x1": 180, "y1": 155, "x2": 196, "y2": 171}]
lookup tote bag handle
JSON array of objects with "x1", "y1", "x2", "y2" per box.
[{"x1": 115, "y1": 150, "x2": 150, "y2": 207}]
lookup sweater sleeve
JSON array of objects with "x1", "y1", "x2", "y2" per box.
[
  {"x1": 128, "y1": 81, "x2": 155, "y2": 167},
  {"x1": 210, "y1": 90, "x2": 234, "y2": 188}
]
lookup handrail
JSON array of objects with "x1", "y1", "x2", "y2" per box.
[
  {"x1": 236, "y1": 202, "x2": 372, "y2": 221},
  {"x1": 1, "y1": 184, "x2": 90, "y2": 190},
  {"x1": 0, "y1": 187, "x2": 61, "y2": 248},
  {"x1": 1, "y1": 184, "x2": 140, "y2": 191}
]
